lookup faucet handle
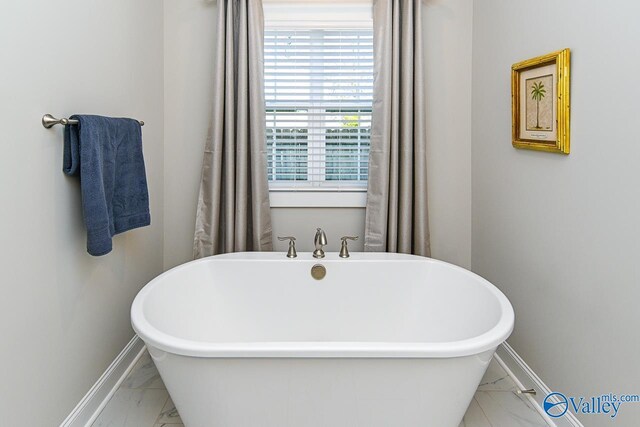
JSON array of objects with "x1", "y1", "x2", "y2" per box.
[
  {"x1": 339, "y1": 235, "x2": 359, "y2": 258},
  {"x1": 277, "y1": 236, "x2": 297, "y2": 258},
  {"x1": 315, "y1": 228, "x2": 328, "y2": 245}
]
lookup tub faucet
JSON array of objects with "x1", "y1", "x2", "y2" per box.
[
  {"x1": 277, "y1": 236, "x2": 297, "y2": 258},
  {"x1": 339, "y1": 235, "x2": 358, "y2": 258},
  {"x1": 313, "y1": 228, "x2": 327, "y2": 258}
]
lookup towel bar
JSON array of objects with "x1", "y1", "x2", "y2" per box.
[{"x1": 42, "y1": 114, "x2": 144, "y2": 129}]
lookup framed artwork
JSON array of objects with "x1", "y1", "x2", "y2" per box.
[{"x1": 511, "y1": 48, "x2": 571, "y2": 154}]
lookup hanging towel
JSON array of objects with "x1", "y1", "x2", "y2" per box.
[{"x1": 63, "y1": 115, "x2": 150, "y2": 256}]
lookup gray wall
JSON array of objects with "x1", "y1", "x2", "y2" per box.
[
  {"x1": 0, "y1": 1, "x2": 164, "y2": 425},
  {"x1": 472, "y1": 1, "x2": 640, "y2": 426},
  {"x1": 163, "y1": 0, "x2": 473, "y2": 269},
  {"x1": 272, "y1": 208, "x2": 366, "y2": 252},
  {"x1": 163, "y1": 0, "x2": 216, "y2": 269}
]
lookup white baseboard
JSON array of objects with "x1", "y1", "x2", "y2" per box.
[
  {"x1": 495, "y1": 342, "x2": 584, "y2": 427},
  {"x1": 59, "y1": 335, "x2": 146, "y2": 427}
]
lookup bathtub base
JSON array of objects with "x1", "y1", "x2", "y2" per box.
[{"x1": 148, "y1": 345, "x2": 495, "y2": 427}]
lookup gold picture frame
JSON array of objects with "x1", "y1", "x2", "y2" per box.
[{"x1": 512, "y1": 48, "x2": 570, "y2": 154}]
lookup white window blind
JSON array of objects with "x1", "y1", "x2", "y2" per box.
[{"x1": 265, "y1": 28, "x2": 373, "y2": 190}]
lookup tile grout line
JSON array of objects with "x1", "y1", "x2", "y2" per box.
[
  {"x1": 473, "y1": 394, "x2": 496, "y2": 427},
  {"x1": 482, "y1": 389, "x2": 548, "y2": 426},
  {"x1": 153, "y1": 395, "x2": 171, "y2": 426}
]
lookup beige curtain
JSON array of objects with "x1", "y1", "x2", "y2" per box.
[
  {"x1": 193, "y1": 0, "x2": 273, "y2": 258},
  {"x1": 364, "y1": 0, "x2": 430, "y2": 256}
]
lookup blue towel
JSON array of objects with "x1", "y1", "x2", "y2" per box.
[{"x1": 63, "y1": 115, "x2": 150, "y2": 256}]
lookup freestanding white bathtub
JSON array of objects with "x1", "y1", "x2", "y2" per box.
[{"x1": 131, "y1": 252, "x2": 514, "y2": 427}]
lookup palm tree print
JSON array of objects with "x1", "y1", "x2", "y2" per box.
[{"x1": 530, "y1": 81, "x2": 547, "y2": 129}]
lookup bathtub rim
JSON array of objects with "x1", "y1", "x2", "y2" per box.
[{"x1": 131, "y1": 252, "x2": 514, "y2": 359}]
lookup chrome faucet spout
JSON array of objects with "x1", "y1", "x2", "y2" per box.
[{"x1": 313, "y1": 228, "x2": 328, "y2": 258}]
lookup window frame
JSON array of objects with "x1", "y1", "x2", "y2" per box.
[{"x1": 264, "y1": 2, "x2": 373, "y2": 207}]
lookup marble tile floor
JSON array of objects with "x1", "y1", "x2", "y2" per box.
[{"x1": 92, "y1": 349, "x2": 549, "y2": 427}]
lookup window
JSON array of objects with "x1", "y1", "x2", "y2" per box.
[{"x1": 264, "y1": 28, "x2": 373, "y2": 191}]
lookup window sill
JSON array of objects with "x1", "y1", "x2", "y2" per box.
[{"x1": 269, "y1": 190, "x2": 367, "y2": 208}]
